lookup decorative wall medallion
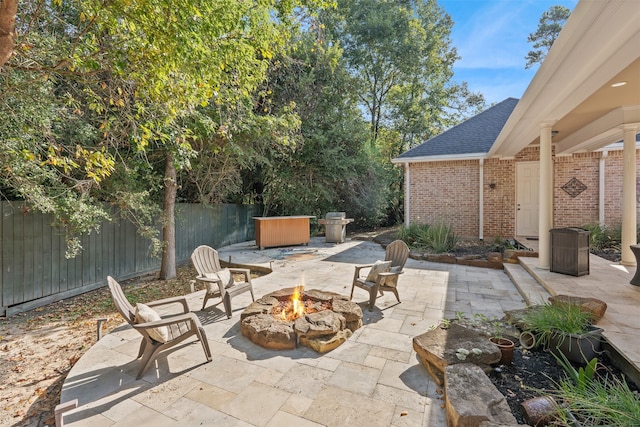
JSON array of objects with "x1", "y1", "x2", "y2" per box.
[{"x1": 561, "y1": 177, "x2": 587, "y2": 198}]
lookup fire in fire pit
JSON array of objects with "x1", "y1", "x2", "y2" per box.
[
  {"x1": 240, "y1": 287, "x2": 363, "y2": 353},
  {"x1": 272, "y1": 286, "x2": 332, "y2": 322}
]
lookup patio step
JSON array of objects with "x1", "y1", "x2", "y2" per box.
[{"x1": 503, "y1": 263, "x2": 552, "y2": 306}]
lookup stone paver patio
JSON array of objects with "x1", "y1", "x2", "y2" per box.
[{"x1": 60, "y1": 238, "x2": 529, "y2": 426}]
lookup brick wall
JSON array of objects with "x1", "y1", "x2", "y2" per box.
[
  {"x1": 406, "y1": 146, "x2": 640, "y2": 240},
  {"x1": 602, "y1": 150, "x2": 640, "y2": 223},
  {"x1": 554, "y1": 152, "x2": 600, "y2": 227},
  {"x1": 408, "y1": 160, "x2": 479, "y2": 238},
  {"x1": 483, "y1": 158, "x2": 515, "y2": 238}
]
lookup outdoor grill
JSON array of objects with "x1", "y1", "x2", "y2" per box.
[{"x1": 318, "y1": 212, "x2": 354, "y2": 243}]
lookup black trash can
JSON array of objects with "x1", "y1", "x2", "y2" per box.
[{"x1": 550, "y1": 227, "x2": 590, "y2": 276}]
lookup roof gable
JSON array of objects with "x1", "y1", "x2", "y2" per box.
[{"x1": 395, "y1": 97, "x2": 519, "y2": 160}]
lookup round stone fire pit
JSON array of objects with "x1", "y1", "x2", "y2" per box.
[{"x1": 240, "y1": 287, "x2": 363, "y2": 353}]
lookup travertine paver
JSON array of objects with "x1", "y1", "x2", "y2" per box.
[{"x1": 59, "y1": 238, "x2": 530, "y2": 426}]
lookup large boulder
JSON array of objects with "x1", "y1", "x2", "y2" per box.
[
  {"x1": 445, "y1": 363, "x2": 517, "y2": 427},
  {"x1": 413, "y1": 323, "x2": 501, "y2": 385}
]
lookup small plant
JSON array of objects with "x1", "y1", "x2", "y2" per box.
[
  {"x1": 550, "y1": 369, "x2": 640, "y2": 425},
  {"x1": 396, "y1": 223, "x2": 429, "y2": 247},
  {"x1": 426, "y1": 221, "x2": 459, "y2": 253},
  {"x1": 581, "y1": 222, "x2": 622, "y2": 251},
  {"x1": 397, "y1": 221, "x2": 458, "y2": 253},
  {"x1": 554, "y1": 351, "x2": 598, "y2": 392},
  {"x1": 522, "y1": 302, "x2": 594, "y2": 348},
  {"x1": 490, "y1": 321, "x2": 503, "y2": 340},
  {"x1": 473, "y1": 313, "x2": 489, "y2": 323}
]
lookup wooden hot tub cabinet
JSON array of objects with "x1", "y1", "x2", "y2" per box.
[{"x1": 253, "y1": 216, "x2": 316, "y2": 250}]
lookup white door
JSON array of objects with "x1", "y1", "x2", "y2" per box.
[{"x1": 516, "y1": 162, "x2": 540, "y2": 237}]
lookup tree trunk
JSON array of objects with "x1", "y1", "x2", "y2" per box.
[
  {"x1": 0, "y1": 0, "x2": 17, "y2": 68},
  {"x1": 159, "y1": 151, "x2": 177, "y2": 280}
]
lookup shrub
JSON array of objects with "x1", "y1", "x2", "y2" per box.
[
  {"x1": 397, "y1": 221, "x2": 457, "y2": 253},
  {"x1": 426, "y1": 222, "x2": 458, "y2": 253},
  {"x1": 551, "y1": 373, "x2": 640, "y2": 425},
  {"x1": 396, "y1": 223, "x2": 429, "y2": 247},
  {"x1": 522, "y1": 302, "x2": 593, "y2": 348},
  {"x1": 581, "y1": 223, "x2": 621, "y2": 251}
]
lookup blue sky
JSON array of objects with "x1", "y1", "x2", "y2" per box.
[{"x1": 438, "y1": 0, "x2": 578, "y2": 105}]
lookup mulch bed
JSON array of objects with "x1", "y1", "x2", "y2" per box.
[{"x1": 488, "y1": 343, "x2": 638, "y2": 424}]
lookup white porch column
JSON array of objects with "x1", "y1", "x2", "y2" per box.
[
  {"x1": 538, "y1": 124, "x2": 554, "y2": 269},
  {"x1": 620, "y1": 126, "x2": 638, "y2": 266}
]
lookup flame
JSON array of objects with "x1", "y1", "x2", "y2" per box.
[
  {"x1": 276, "y1": 285, "x2": 306, "y2": 321},
  {"x1": 291, "y1": 286, "x2": 305, "y2": 319}
]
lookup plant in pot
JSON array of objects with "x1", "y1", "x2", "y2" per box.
[
  {"x1": 522, "y1": 302, "x2": 602, "y2": 364},
  {"x1": 489, "y1": 321, "x2": 515, "y2": 365}
]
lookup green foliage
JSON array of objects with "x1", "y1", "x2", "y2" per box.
[
  {"x1": 396, "y1": 223, "x2": 428, "y2": 246},
  {"x1": 522, "y1": 303, "x2": 594, "y2": 348},
  {"x1": 234, "y1": 28, "x2": 390, "y2": 228},
  {"x1": 1, "y1": 0, "x2": 332, "y2": 261},
  {"x1": 325, "y1": 0, "x2": 484, "y2": 149},
  {"x1": 397, "y1": 221, "x2": 457, "y2": 253},
  {"x1": 554, "y1": 351, "x2": 598, "y2": 392},
  {"x1": 551, "y1": 372, "x2": 640, "y2": 426},
  {"x1": 427, "y1": 222, "x2": 459, "y2": 253},
  {"x1": 525, "y1": 5, "x2": 571, "y2": 69},
  {"x1": 581, "y1": 222, "x2": 621, "y2": 251}
]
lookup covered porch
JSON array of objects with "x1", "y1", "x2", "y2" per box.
[{"x1": 489, "y1": 0, "x2": 640, "y2": 268}]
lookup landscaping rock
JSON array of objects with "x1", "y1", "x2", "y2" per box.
[
  {"x1": 299, "y1": 329, "x2": 352, "y2": 353},
  {"x1": 240, "y1": 297, "x2": 278, "y2": 320},
  {"x1": 445, "y1": 363, "x2": 518, "y2": 427},
  {"x1": 331, "y1": 299, "x2": 363, "y2": 331},
  {"x1": 294, "y1": 310, "x2": 345, "y2": 338},
  {"x1": 240, "y1": 314, "x2": 296, "y2": 350},
  {"x1": 413, "y1": 323, "x2": 501, "y2": 385},
  {"x1": 456, "y1": 257, "x2": 504, "y2": 270},
  {"x1": 548, "y1": 294, "x2": 607, "y2": 323},
  {"x1": 486, "y1": 252, "x2": 503, "y2": 263},
  {"x1": 478, "y1": 422, "x2": 523, "y2": 427},
  {"x1": 425, "y1": 253, "x2": 456, "y2": 264}
]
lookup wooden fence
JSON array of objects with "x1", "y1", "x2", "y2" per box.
[{"x1": 0, "y1": 202, "x2": 260, "y2": 316}]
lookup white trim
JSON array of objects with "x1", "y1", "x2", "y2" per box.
[
  {"x1": 621, "y1": 125, "x2": 639, "y2": 265},
  {"x1": 404, "y1": 164, "x2": 410, "y2": 227},
  {"x1": 479, "y1": 159, "x2": 484, "y2": 240},
  {"x1": 538, "y1": 124, "x2": 554, "y2": 270},
  {"x1": 599, "y1": 150, "x2": 607, "y2": 225},
  {"x1": 489, "y1": 0, "x2": 640, "y2": 158},
  {"x1": 391, "y1": 152, "x2": 487, "y2": 164}
]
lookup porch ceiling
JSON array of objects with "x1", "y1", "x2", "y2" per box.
[{"x1": 489, "y1": 0, "x2": 640, "y2": 158}]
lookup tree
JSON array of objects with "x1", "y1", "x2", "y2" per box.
[
  {"x1": 1, "y1": 0, "x2": 331, "y2": 278},
  {"x1": 250, "y1": 30, "x2": 389, "y2": 226},
  {"x1": 525, "y1": 5, "x2": 571, "y2": 69},
  {"x1": 324, "y1": 0, "x2": 484, "y2": 149},
  {"x1": 0, "y1": 0, "x2": 17, "y2": 67},
  {"x1": 320, "y1": 0, "x2": 484, "y2": 225}
]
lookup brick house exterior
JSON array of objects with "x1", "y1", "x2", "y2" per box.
[
  {"x1": 395, "y1": 1, "x2": 640, "y2": 265},
  {"x1": 395, "y1": 99, "x2": 640, "y2": 241}
]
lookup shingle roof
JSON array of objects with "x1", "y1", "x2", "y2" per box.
[{"x1": 395, "y1": 97, "x2": 519, "y2": 160}]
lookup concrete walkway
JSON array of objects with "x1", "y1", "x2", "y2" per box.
[{"x1": 59, "y1": 238, "x2": 527, "y2": 427}]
